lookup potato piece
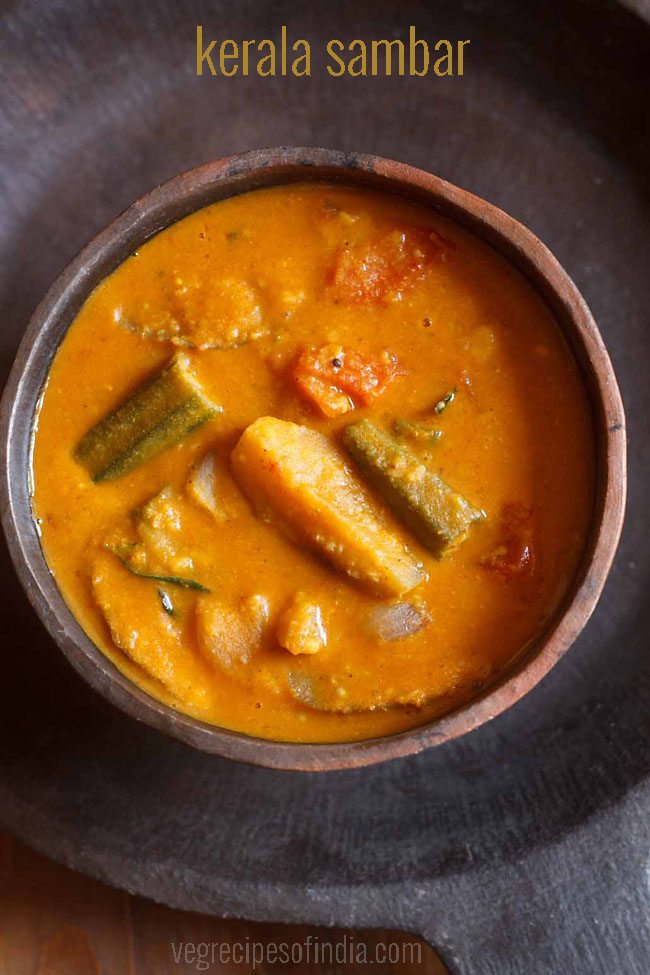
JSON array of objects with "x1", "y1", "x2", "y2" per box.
[
  {"x1": 196, "y1": 594, "x2": 268, "y2": 673},
  {"x1": 91, "y1": 550, "x2": 211, "y2": 712},
  {"x1": 231, "y1": 417, "x2": 425, "y2": 597},
  {"x1": 277, "y1": 593, "x2": 327, "y2": 655}
]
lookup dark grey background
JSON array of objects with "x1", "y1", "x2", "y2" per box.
[{"x1": 1, "y1": 1, "x2": 649, "y2": 972}]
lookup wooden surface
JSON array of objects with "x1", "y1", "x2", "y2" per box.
[{"x1": 0, "y1": 833, "x2": 445, "y2": 974}]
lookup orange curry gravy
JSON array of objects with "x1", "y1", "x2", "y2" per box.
[{"x1": 31, "y1": 184, "x2": 594, "y2": 742}]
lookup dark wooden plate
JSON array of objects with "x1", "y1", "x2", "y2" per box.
[{"x1": 1, "y1": 2, "x2": 648, "y2": 972}]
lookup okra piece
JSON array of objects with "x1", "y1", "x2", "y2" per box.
[
  {"x1": 393, "y1": 418, "x2": 443, "y2": 444},
  {"x1": 231, "y1": 417, "x2": 425, "y2": 597},
  {"x1": 74, "y1": 354, "x2": 221, "y2": 482},
  {"x1": 344, "y1": 419, "x2": 483, "y2": 556}
]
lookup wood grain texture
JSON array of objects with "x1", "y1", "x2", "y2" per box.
[
  {"x1": 0, "y1": 834, "x2": 129, "y2": 974},
  {"x1": 0, "y1": 834, "x2": 444, "y2": 975}
]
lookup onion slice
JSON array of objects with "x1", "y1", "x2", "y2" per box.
[{"x1": 365, "y1": 600, "x2": 430, "y2": 642}]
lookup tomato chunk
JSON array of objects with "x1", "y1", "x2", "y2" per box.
[
  {"x1": 331, "y1": 227, "x2": 449, "y2": 304},
  {"x1": 481, "y1": 503, "x2": 536, "y2": 578},
  {"x1": 291, "y1": 344, "x2": 401, "y2": 417}
]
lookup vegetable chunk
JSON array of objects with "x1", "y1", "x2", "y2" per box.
[
  {"x1": 331, "y1": 227, "x2": 450, "y2": 304},
  {"x1": 277, "y1": 593, "x2": 327, "y2": 655},
  {"x1": 196, "y1": 594, "x2": 269, "y2": 673},
  {"x1": 393, "y1": 418, "x2": 442, "y2": 445},
  {"x1": 91, "y1": 550, "x2": 212, "y2": 712},
  {"x1": 74, "y1": 355, "x2": 221, "y2": 482},
  {"x1": 364, "y1": 599, "x2": 430, "y2": 642},
  {"x1": 291, "y1": 344, "x2": 401, "y2": 417},
  {"x1": 119, "y1": 275, "x2": 268, "y2": 350},
  {"x1": 287, "y1": 671, "x2": 436, "y2": 713},
  {"x1": 344, "y1": 420, "x2": 483, "y2": 556},
  {"x1": 186, "y1": 451, "x2": 220, "y2": 517},
  {"x1": 171, "y1": 275, "x2": 267, "y2": 349},
  {"x1": 481, "y1": 502, "x2": 536, "y2": 578},
  {"x1": 231, "y1": 417, "x2": 425, "y2": 597},
  {"x1": 106, "y1": 486, "x2": 211, "y2": 591}
]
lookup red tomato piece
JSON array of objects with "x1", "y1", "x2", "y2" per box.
[
  {"x1": 292, "y1": 345, "x2": 401, "y2": 417},
  {"x1": 331, "y1": 227, "x2": 450, "y2": 304},
  {"x1": 481, "y1": 503, "x2": 536, "y2": 578}
]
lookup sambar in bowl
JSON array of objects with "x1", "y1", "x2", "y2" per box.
[{"x1": 1, "y1": 149, "x2": 625, "y2": 769}]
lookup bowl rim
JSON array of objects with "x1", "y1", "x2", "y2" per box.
[{"x1": 0, "y1": 146, "x2": 627, "y2": 771}]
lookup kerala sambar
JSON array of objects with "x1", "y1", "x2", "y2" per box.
[{"x1": 30, "y1": 182, "x2": 595, "y2": 743}]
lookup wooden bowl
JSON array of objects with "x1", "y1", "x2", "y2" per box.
[{"x1": 0, "y1": 148, "x2": 626, "y2": 771}]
